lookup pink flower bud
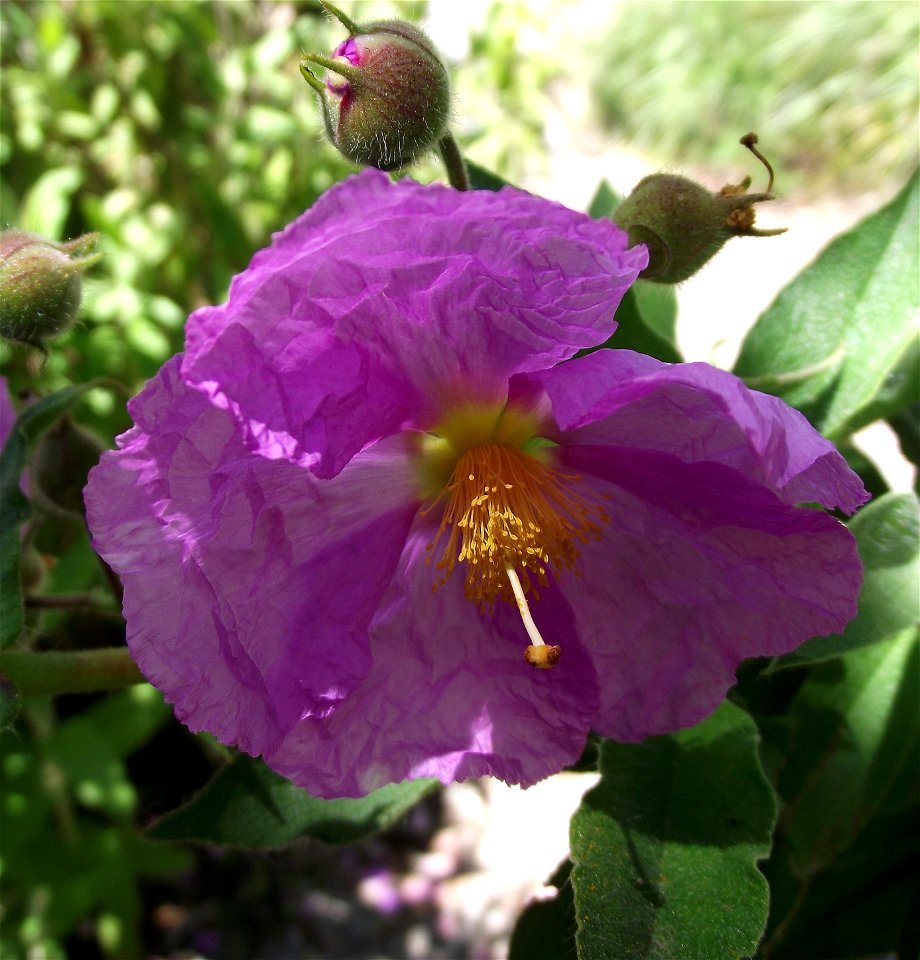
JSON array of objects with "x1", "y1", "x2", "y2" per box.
[{"x1": 302, "y1": 18, "x2": 451, "y2": 171}]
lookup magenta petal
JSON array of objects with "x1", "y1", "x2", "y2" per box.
[
  {"x1": 556, "y1": 445, "x2": 862, "y2": 741},
  {"x1": 82, "y1": 171, "x2": 869, "y2": 799},
  {"x1": 183, "y1": 171, "x2": 647, "y2": 478},
  {"x1": 332, "y1": 37, "x2": 360, "y2": 64},
  {"x1": 534, "y1": 350, "x2": 869, "y2": 513},
  {"x1": 0, "y1": 377, "x2": 14, "y2": 445},
  {"x1": 267, "y1": 525, "x2": 600, "y2": 797},
  {"x1": 85, "y1": 358, "x2": 420, "y2": 756}
]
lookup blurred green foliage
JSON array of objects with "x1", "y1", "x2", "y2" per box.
[
  {"x1": 449, "y1": 0, "x2": 564, "y2": 185},
  {"x1": 1, "y1": 687, "x2": 192, "y2": 958},
  {"x1": 591, "y1": 0, "x2": 919, "y2": 191},
  {"x1": 0, "y1": 0, "x2": 412, "y2": 431}
]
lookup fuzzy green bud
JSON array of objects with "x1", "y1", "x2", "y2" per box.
[
  {"x1": 0, "y1": 231, "x2": 101, "y2": 347},
  {"x1": 19, "y1": 546, "x2": 48, "y2": 595},
  {"x1": 30, "y1": 414, "x2": 105, "y2": 519},
  {"x1": 302, "y1": 5, "x2": 451, "y2": 171},
  {"x1": 614, "y1": 134, "x2": 786, "y2": 284}
]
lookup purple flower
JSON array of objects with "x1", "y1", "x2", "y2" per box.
[
  {"x1": 0, "y1": 377, "x2": 15, "y2": 445},
  {"x1": 85, "y1": 171, "x2": 867, "y2": 798}
]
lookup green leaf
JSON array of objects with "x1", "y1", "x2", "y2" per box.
[
  {"x1": 19, "y1": 166, "x2": 84, "y2": 237},
  {"x1": 1, "y1": 703, "x2": 190, "y2": 958},
  {"x1": 780, "y1": 492, "x2": 920, "y2": 665},
  {"x1": 7, "y1": 819, "x2": 190, "y2": 958},
  {"x1": 837, "y1": 334, "x2": 919, "y2": 435},
  {"x1": 46, "y1": 685, "x2": 172, "y2": 819},
  {"x1": 0, "y1": 676, "x2": 20, "y2": 728},
  {"x1": 509, "y1": 860, "x2": 577, "y2": 960},
  {"x1": 570, "y1": 701, "x2": 776, "y2": 960},
  {"x1": 587, "y1": 180, "x2": 620, "y2": 220},
  {"x1": 774, "y1": 627, "x2": 919, "y2": 876},
  {"x1": 586, "y1": 179, "x2": 681, "y2": 363},
  {"x1": 0, "y1": 384, "x2": 99, "y2": 647},
  {"x1": 599, "y1": 284, "x2": 682, "y2": 363},
  {"x1": 465, "y1": 159, "x2": 511, "y2": 192},
  {"x1": 734, "y1": 169, "x2": 919, "y2": 439},
  {"x1": 758, "y1": 626, "x2": 919, "y2": 955},
  {"x1": 149, "y1": 753, "x2": 438, "y2": 848},
  {"x1": 762, "y1": 803, "x2": 919, "y2": 959},
  {"x1": 889, "y1": 404, "x2": 920, "y2": 478}
]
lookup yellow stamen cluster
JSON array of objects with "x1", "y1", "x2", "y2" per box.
[{"x1": 427, "y1": 442, "x2": 607, "y2": 608}]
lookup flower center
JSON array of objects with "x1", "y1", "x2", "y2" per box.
[{"x1": 424, "y1": 441, "x2": 607, "y2": 667}]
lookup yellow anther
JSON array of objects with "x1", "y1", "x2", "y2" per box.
[{"x1": 426, "y1": 442, "x2": 605, "y2": 609}]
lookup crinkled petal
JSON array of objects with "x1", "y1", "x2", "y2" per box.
[
  {"x1": 532, "y1": 350, "x2": 868, "y2": 513},
  {"x1": 183, "y1": 171, "x2": 647, "y2": 478},
  {"x1": 267, "y1": 520, "x2": 600, "y2": 797},
  {"x1": 85, "y1": 357, "x2": 420, "y2": 756},
  {"x1": 554, "y1": 444, "x2": 862, "y2": 741}
]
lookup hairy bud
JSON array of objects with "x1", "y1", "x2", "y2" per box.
[
  {"x1": 614, "y1": 134, "x2": 786, "y2": 284},
  {"x1": 30, "y1": 414, "x2": 105, "y2": 519},
  {"x1": 301, "y1": 3, "x2": 451, "y2": 171},
  {"x1": 0, "y1": 231, "x2": 101, "y2": 348}
]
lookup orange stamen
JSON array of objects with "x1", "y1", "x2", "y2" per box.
[{"x1": 426, "y1": 443, "x2": 607, "y2": 610}]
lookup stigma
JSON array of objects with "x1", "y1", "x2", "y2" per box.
[
  {"x1": 505, "y1": 564, "x2": 562, "y2": 669},
  {"x1": 426, "y1": 441, "x2": 607, "y2": 667}
]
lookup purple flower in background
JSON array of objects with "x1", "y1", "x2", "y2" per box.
[
  {"x1": 0, "y1": 377, "x2": 15, "y2": 444},
  {"x1": 85, "y1": 171, "x2": 867, "y2": 798}
]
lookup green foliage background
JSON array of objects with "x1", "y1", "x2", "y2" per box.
[
  {"x1": 2, "y1": 0, "x2": 369, "y2": 435},
  {"x1": 591, "y1": 0, "x2": 919, "y2": 191}
]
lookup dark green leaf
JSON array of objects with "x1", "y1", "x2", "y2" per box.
[
  {"x1": 570, "y1": 702, "x2": 776, "y2": 960},
  {"x1": 889, "y1": 404, "x2": 920, "y2": 479},
  {"x1": 0, "y1": 384, "x2": 99, "y2": 648},
  {"x1": 837, "y1": 334, "x2": 919, "y2": 435},
  {"x1": 1, "y1": 704, "x2": 191, "y2": 958},
  {"x1": 7, "y1": 818, "x2": 191, "y2": 957},
  {"x1": 838, "y1": 439, "x2": 890, "y2": 501},
  {"x1": 600, "y1": 285, "x2": 682, "y2": 363},
  {"x1": 587, "y1": 180, "x2": 620, "y2": 220},
  {"x1": 149, "y1": 753, "x2": 438, "y2": 848},
  {"x1": 762, "y1": 804, "x2": 919, "y2": 959},
  {"x1": 509, "y1": 861, "x2": 577, "y2": 960},
  {"x1": 0, "y1": 676, "x2": 20, "y2": 728},
  {"x1": 47, "y1": 685, "x2": 172, "y2": 819},
  {"x1": 465, "y1": 159, "x2": 511, "y2": 192},
  {"x1": 632, "y1": 282, "x2": 679, "y2": 348},
  {"x1": 758, "y1": 633, "x2": 919, "y2": 958},
  {"x1": 734, "y1": 169, "x2": 919, "y2": 439},
  {"x1": 780, "y1": 492, "x2": 919, "y2": 665},
  {"x1": 774, "y1": 627, "x2": 919, "y2": 877}
]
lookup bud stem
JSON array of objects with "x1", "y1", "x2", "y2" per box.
[
  {"x1": 25, "y1": 592, "x2": 110, "y2": 612},
  {"x1": 300, "y1": 63, "x2": 337, "y2": 140},
  {"x1": 319, "y1": 0, "x2": 362, "y2": 36},
  {"x1": 437, "y1": 132, "x2": 471, "y2": 191},
  {"x1": 0, "y1": 647, "x2": 145, "y2": 696},
  {"x1": 302, "y1": 53, "x2": 363, "y2": 85},
  {"x1": 299, "y1": 62, "x2": 327, "y2": 96}
]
